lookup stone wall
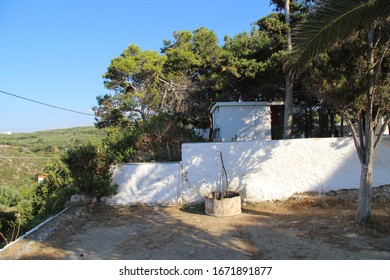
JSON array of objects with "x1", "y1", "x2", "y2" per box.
[
  {"x1": 105, "y1": 162, "x2": 181, "y2": 205},
  {"x1": 106, "y1": 137, "x2": 390, "y2": 205},
  {"x1": 181, "y1": 137, "x2": 390, "y2": 202}
]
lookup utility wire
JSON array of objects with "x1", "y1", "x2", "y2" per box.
[
  {"x1": 0, "y1": 89, "x2": 95, "y2": 117},
  {"x1": 0, "y1": 156, "x2": 60, "y2": 159}
]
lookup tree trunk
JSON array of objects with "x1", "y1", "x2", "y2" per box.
[
  {"x1": 357, "y1": 161, "x2": 373, "y2": 223},
  {"x1": 284, "y1": 76, "x2": 293, "y2": 139},
  {"x1": 208, "y1": 114, "x2": 213, "y2": 141},
  {"x1": 318, "y1": 107, "x2": 329, "y2": 137},
  {"x1": 166, "y1": 143, "x2": 172, "y2": 161},
  {"x1": 304, "y1": 106, "x2": 309, "y2": 138},
  {"x1": 330, "y1": 111, "x2": 335, "y2": 137},
  {"x1": 309, "y1": 106, "x2": 313, "y2": 137},
  {"x1": 356, "y1": 25, "x2": 376, "y2": 224},
  {"x1": 283, "y1": 0, "x2": 293, "y2": 139}
]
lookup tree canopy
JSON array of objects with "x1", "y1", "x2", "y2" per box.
[{"x1": 286, "y1": 0, "x2": 390, "y2": 223}]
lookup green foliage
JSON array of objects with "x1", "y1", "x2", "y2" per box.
[
  {"x1": 302, "y1": 33, "x2": 368, "y2": 114},
  {"x1": 94, "y1": 94, "x2": 131, "y2": 129},
  {"x1": 104, "y1": 113, "x2": 202, "y2": 163},
  {"x1": 0, "y1": 126, "x2": 103, "y2": 152},
  {"x1": 95, "y1": 45, "x2": 166, "y2": 128},
  {"x1": 296, "y1": 1, "x2": 390, "y2": 126},
  {"x1": 285, "y1": 0, "x2": 390, "y2": 76},
  {"x1": 217, "y1": 9, "x2": 308, "y2": 103},
  {"x1": 62, "y1": 142, "x2": 118, "y2": 200},
  {"x1": 162, "y1": 28, "x2": 221, "y2": 79},
  {"x1": 0, "y1": 127, "x2": 109, "y2": 248},
  {"x1": 0, "y1": 210, "x2": 16, "y2": 233},
  {"x1": 0, "y1": 185, "x2": 33, "y2": 241},
  {"x1": 0, "y1": 185, "x2": 21, "y2": 208},
  {"x1": 270, "y1": 0, "x2": 316, "y2": 12},
  {"x1": 285, "y1": 0, "x2": 390, "y2": 223},
  {"x1": 0, "y1": 126, "x2": 104, "y2": 187},
  {"x1": 137, "y1": 113, "x2": 202, "y2": 162},
  {"x1": 32, "y1": 160, "x2": 75, "y2": 217},
  {"x1": 103, "y1": 126, "x2": 139, "y2": 162},
  {"x1": 162, "y1": 28, "x2": 222, "y2": 122},
  {"x1": 95, "y1": 28, "x2": 223, "y2": 131}
]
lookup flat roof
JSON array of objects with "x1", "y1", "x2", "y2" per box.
[{"x1": 210, "y1": 101, "x2": 284, "y2": 114}]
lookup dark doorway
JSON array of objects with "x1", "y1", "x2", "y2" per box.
[{"x1": 271, "y1": 105, "x2": 284, "y2": 140}]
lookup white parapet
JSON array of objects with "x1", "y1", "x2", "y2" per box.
[
  {"x1": 105, "y1": 137, "x2": 390, "y2": 205},
  {"x1": 104, "y1": 162, "x2": 182, "y2": 205},
  {"x1": 181, "y1": 137, "x2": 390, "y2": 203}
]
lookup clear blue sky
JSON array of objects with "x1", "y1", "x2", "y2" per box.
[{"x1": 0, "y1": 0, "x2": 274, "y2": 132}]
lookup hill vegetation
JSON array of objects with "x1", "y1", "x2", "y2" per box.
[
  {"x1": 0, "y1": 126, "x2": 104, "y2": 152},
  {"x1": 0, "y1": 126, "x2": 105, "y2": 247},
  {"x1": 0, "y1": 127, "x2": 104, "y2": 186}
]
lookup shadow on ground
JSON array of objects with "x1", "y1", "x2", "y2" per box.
[{"x1": 1, "y1": 187, "x2": 390, "y2": 260}]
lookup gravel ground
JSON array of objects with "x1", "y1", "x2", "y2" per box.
[{"x1": 1, "y1": 186, "x2": 390, "y2": 260}]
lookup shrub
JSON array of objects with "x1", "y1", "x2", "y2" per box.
[
  {"x1": 32, "y1": 160, "x2": 76, "y2": 217},
  {"x1": 103, "y1": 126, "x2": 138, "y2": 163},
  {"x1": 137, "y1": 113, "x2": 199, "y2": 161},
  {"x1": 104, "y1": 113, "x2": 202, "y2": 162},
  {"x1": 62, "y1": 141, "x2": 118, "y2": 200},
  {"x1": 0, "y1": 185, "x2": 21, "y2": 208},
  {"x1": 16, "y1": 199, "x2": 34, "y2": 229},
  {"x1": 0, "y1": 210, "x2": 16, "y2": 232},
  {"x1": 0, "y1": 185, "x2": 33, "y2": 242}
]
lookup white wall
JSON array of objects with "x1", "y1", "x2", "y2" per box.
[
  {"x1": 105, "y1": 137, "x2": 390, "y2": 205},
  {"x1": 104, "y1": 162, "x2": 181, "y2": 205},
  {"x1": 213, "y1": 104, "x2": 271, "y2": 141},
  {"x1": 181, "y1": 137, "x2": 390, "y2": 203}
]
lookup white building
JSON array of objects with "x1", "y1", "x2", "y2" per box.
[
  {"x1": 0, "y1": 131, "x2": 12, "y2": 135},
  {"x1": 210, "y1": 102, "x2": 284, "y2": 142}
]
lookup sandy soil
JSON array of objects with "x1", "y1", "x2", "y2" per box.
[{"x1": 1, "y1": 186, "x2": 390, "y2": 260}]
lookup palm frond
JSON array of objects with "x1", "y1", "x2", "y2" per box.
[{"x1": 285, "y1": 0, "x2": 390, "y2": 76}]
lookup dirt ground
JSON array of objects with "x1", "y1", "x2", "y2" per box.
[{"x1": 1, "y1": 186, "x2": 390, "y2": 260}]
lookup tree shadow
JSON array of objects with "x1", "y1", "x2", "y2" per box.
[
  {"x1": 106, "y1": 162, "x2": 182, "y2": 205},
  {"x1": 2, "y1": 198, "x2": 390, "y2": 260},
  {"x1": 182, "y1": 137, "x2": 390, "y2": 204}
]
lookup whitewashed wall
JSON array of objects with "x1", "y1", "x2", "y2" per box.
[
  {"x1": 105, "y1": 137, "x2": 390, "y2": 205},
  {"x1": 212, "y1": 103, "x2": 272, "y2": 141},
  {"x1": 181, "y1": 137, "x2": 390, "y2": 203},
  {"x1": 105, "y1": 162, "x2": 181, "y2": 205}
]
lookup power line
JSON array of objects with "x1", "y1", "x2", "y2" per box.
[
  {"x1": 0, "y1": 89, "x2": 95, "y2": 117},
  {"x1": 0, "y1": 156, "x2": 60, "y2": 159}
]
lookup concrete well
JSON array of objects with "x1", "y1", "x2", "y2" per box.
[{"x1": 205, "y1": 191, "x2": 241, "y2": 217}]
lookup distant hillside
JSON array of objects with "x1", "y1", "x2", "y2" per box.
[
  {"x1": 0, "y1": 126, "x2": 104, "y2": 186},
  {"x1": 0, "y1": 126, "x2": 104, "y2": 150}
]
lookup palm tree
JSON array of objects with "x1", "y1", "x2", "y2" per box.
[{"x1": 285, "y1": 0, "x2": 390, "y2": 224}]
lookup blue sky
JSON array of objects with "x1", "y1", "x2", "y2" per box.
[{"x1": 0, "y1": 0, "x2": 274, "y2": 132}]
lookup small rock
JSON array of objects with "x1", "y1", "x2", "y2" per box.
[{"x1": 345, "y1": 233, "x2": 358, "y2": 238}]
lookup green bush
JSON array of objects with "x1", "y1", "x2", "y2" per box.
[
  {"x1": 0, "y1": 185, "x2": 34, "y2": 241},
  {"x1": 62, "y1": 141, "x2": 118, "y2": 200},
  {"x1": 32, "y1": 160, "x2": 76, "y2": 217},
  {"x1": 103, "y1": 126, "x2": 139, "y2": 163},
  {"x1": 0, "y1": 185, "x2": 21, "y2": 208},
  {"x1": 104, "y1": 113, "x2": 202, "y2": 163},
  {"x1": 0, "y1": 210, "x2": 16, "y2": 232},
  {"x1": 16, "y1": 199, "x2": 34, "y2": 228},
  {"x1": 141, "y1": 113, "x2": 202, "y2": 161}
]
